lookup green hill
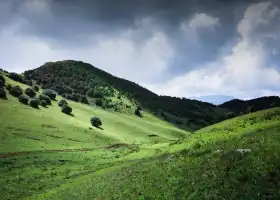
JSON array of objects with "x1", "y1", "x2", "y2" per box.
[
  {"x1": 0, "y1": 75, "x2": 189, "y2": 200},
  {"x1": 1, "y1": 63, "x2": 280, "y2": 200},
  {"x1": 36, "y1": 107, "x2": 280, "y2": 200},
  {"x1": 23, "y1": 60, "x2": 229, "y2": 130}
]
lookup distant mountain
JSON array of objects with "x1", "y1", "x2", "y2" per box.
[
  {"x1": 191, "y1": 95, "x2": 236, "y2": 105},
  {"x1": 219, "y1": 96, "x2": 280, "y2": 114}
]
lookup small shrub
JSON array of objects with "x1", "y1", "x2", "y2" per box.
[
  {"x1": 91, "y1": 117, "x2": 102, "y2": 127},
  {"x1": 43, "y1": 89, "x2": 57, "y2": 100},
  {"x1": 18, "y1": 95, "x2": 29, "y2": 104},
  {"x1": 6, "y1": 84, "x2": 12, "y2": 91},
  {"x1": 29, "y1": 98, "x2": 40, "y2": 108},
  {"x1": 9, "y1": 85, "x2": 23, "y2": 97},
  {"x1": 0, "y1": 88, "x2": 6, "y2": 99},
  {"x1": 40, "y1": 100, "x2": 47, "y2": 107},
  {"x1": 39, "y1": 94, "x2": 51, "y2": 105},
  {"x1": 25, "y1": 88, "x2": 36, "y2": 98},
  {"x1": 58, "y1": 99, "x2": 68, "y2": 107},
  {"x1": 135, "y1": 108, "x2": 143, "y2": 117},
  {"x1": 0, "y1": 75, "x2": 5, "y2": 86},
  {"x1": 33, "y1": 85, "x2": 40, "y2": 92},
  {"x1": 61, "y1": 104, "x2": 72, "y2": 115},
  {"x1": 95, "y1": 99, "x2": 103, "y2": 107}
]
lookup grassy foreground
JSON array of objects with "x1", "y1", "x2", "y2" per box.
[{"x1": 34, "y1": 107, "x2": 280, "y2": 200}]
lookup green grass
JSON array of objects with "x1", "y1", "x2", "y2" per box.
[
  {"x1": 0, "y1": 76, "x2": 189, "y2": 199},
  {"x1": 31, "y1": 107, "x2": 280, "y2": 200},
  {"x1": 2, "y1": 76, "x2": 280, "y2": 200}
]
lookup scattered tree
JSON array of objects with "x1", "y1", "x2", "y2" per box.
[
  {"x1": 95, "y1": 99, "x2": 103, "y2": 107},
  {"x1": 25, "y1": 88, "x2": 36, "y2": 98},
  {"x1": 40, "y1": 100, "x2": 47, "y2": 107},
  {"x1": 0, "y1": 75, "x2": 5, "y2": 86},
  {"x1": 33, "y1": 85, "x2": 40, "y2": 92},
  {"x1": 0, "y1": 88, "x2": 6, "y2": 99},
  {"x1": 18, "y1": 95, "x2": 29, "y2": 105},
  {"x1": 90, "y1": 117, "x2": 102, "y2": 128},
  {"x1": 9, "y1": 85, "x2": 23, "y2": 97},
  {"x1": 58, "y1": 99, "x2": 68, "y2": 107},
  {"x1": 43, "y1": 89, "x2": 57, "y2": 100},
  {"x1": 135, "y1": 107, "x2": 143, "y2": 117},
  {"x1": 6, "y1": 84, "x2": 12, "y2": 91},
  {"x1": 29, "y1": 98, "x2": 40, "y2": 108},
  {"x1": 61, "y1": 104, "x2": 72, "y2": 115},
  {"x1": 39, "y1": 94, "x2": 52, "y2": 105}
]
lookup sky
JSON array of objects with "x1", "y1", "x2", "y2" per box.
[{"x1": 1, "y1": 0, "x2": 280, "y2": 100}]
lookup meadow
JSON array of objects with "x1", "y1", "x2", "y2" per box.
[{"x1": 1, "y1": 75, "x2": 280, "y2": 200}]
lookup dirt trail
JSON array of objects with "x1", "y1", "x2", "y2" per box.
[{"x1": 0, "y1": 143, "x2": 132, "y2": 158}]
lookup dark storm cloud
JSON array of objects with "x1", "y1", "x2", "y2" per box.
[{"x1": 3, "y1": 0, "x2": 254, "y2": 44}]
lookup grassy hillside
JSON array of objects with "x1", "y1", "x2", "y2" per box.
[
  {"x1": 22, "y1": 60, "x2": 229, "y2": 130},
  {"x1": 0, "y1": 75, "x2": 189, "y2": 200},
  {"x1": 32, "y1": 107, "x2": 280, "y2": 200}
]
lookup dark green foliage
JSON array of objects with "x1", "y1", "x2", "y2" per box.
[
  {"x1": 0, "y1": 88, "x2": 6, "y2": 99},
  {"x1": 0, "y1": 75, "x2": 5, "y2": 86},
  {"x1": 18, "y1": 95, "x2": 29, "y2": 105},
  {"x1": 40, "y1": 100, "x2": 47, "y2": 107},
  {"x1": 87, "y1": 89, "x2": 104, "y2": 98},
  {"x1": 6, "y1": 84, "x2": 12, "y2": 91},
  {"x1": 79, "y1": 95, "x2": 89, "y2": 104},
  {"x1": 9, "y1": 85, "x2": 23, "y2": 97},
  {"x1": 135, "y1": 107, "x2": 143, "y2": 117},
  {"x1": 90, "y1": 117, "x2": 102, "y2": 127},
  {"x1": 23, "y1": 60, "x2": 280, "y2": 130},
  {"x1": 43, "y1": 89, "x2": 57, "y2": 100},
  {"x1": 58, "y1": 99, "x2": 68, "y2": 107},
  {"x1": 226, "y1": 112, "x2": 235, "y2": 119},
  {"x1": 25, "y1": 88, "x2": 36, "y2": 98},
  {"x1": 29, "y1": 98, "x2": 40, "y2": 108},
  {"x1": 220, "y1": 96, "x2": 280, "y2": 114},
  {"x1": 33, "y1": 85, "x2": 40, "y2": 92},
  {"x1": 61, "y1": 104, "x2": 72, "y2": 115},
  {"x1": 95, "y1": 99, "x2": 103, "y2": 107},
  {"x1": 39, "y1": 94, "x2": 51, "y2": 105},
  {"x1": 9, "y1": 73, "x2": 32, "y2": 86}
]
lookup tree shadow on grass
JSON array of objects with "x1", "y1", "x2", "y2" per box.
[{"x1": 97, "y1": 126, "x2": 104, "y2": 130}]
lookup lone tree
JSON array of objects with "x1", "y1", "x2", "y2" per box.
[
  {"x1": 61, "y1": 104, "x2": 72, "y2": 115},
  {"x1": 90, "y1": 117, "x2": 102, "y2": 128}
]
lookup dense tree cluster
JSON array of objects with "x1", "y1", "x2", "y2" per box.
[{"x1": 8, "y1": 73, "x2": 32, "y2": 86}]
